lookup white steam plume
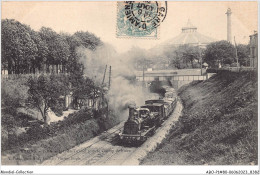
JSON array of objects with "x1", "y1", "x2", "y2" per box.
[{"x1": 78, "y1": 43, "x2": 156, "y2": 120}]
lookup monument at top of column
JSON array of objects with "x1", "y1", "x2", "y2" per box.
[{"x1": 226, "y1": 8, "x2": 232, "y2": 43}]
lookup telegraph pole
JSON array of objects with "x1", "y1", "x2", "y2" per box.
[
  {"x1": 200, "y1": 48, "x2": 202, "y2": 75},
  {"x1": 142, "y1": 58, "x2": 145, "y2": 88},
  {"x1": 102, "y1": 65, "x2": 107, "y2": 85},
  {"x1": 234, "y1": 36, "x2": 239, "y2": 68},
  {"x1": 107, "y1": 66, "x2": 112, "y2": 118},
  {"x1": 142, "y1": 64, "x2": 145, "y2": 87},
  {"x1": 108, "y1": 66, "x2": 111, "y2": 89},
  {"x1": 198, "y1": 42, "x2": 202, "y2": 75}
]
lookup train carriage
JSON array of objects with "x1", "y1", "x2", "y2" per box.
[
  {"x1": 119, "y1": 86, "x2": 177, "y2": 144},
  {"x1": 141, "y1": 103, "x2": 165, "y2": 125}
]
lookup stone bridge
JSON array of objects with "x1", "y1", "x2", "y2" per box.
[{"x1": 135, "y1": 69, "x2": 215, "y2": 89}]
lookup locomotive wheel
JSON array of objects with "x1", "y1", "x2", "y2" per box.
[
  {"x1": 151, "y1": 128, "x2": 156, "y2": 135},
  {"x1": 156, "y1": 121, "x2": 162, "y2": 128},
  {"x1": 136, "y1": 140, "x2": 144, "y2": 146}
]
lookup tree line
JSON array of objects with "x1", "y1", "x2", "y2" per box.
[
  {"x1": 203, "y1": 40, "x2": 250, "y2": 68},
  {"x1": 132, "y1": 40, "x2": 250, "y2": 70},
  {"x1": 2, "y1": 19, "x2": 102, "y2": 74},
  {"x1": 164, "y1": 41, "x2": 250, "y2": 69}
]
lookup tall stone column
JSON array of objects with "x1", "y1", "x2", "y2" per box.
[{"x1": 226, "y1": 8, "x2": 232, "y2": 43}]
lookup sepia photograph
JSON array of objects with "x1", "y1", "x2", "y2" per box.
[{"x1": 1, "y1": 0, "x2": 259, "y2": 174}]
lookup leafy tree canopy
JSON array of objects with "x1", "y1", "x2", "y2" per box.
[
  {"x1": 237, "y1": 44, "x2": 250, "y2": 66},
  {"x1": 2, "y1": 19, "x2": 38, "y2": 74},
  {"x1": 27, "y1": 75, "x2": 69, "y2": 124},
  {"x1": 2, "y1": 19, "x2": 102, "y2": 74},
  {"x1": 203, "y1": 40, "x2": 236, "y2": 68}
]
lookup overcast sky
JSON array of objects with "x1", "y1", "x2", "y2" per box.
[{"x1": 2, "y1": 1, "x2": 258, "y2": 53}]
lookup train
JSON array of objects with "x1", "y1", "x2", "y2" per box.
[{"x1": 118, "y1": 86, "x2": 177, "y2": 144}]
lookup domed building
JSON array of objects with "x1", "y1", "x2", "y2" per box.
[
  {"x1": 144, "y1": 20, "x2": 216, "y2": 70},
  {"x1": 167, "y1": 19, "x2": 215, "y2": 47}
]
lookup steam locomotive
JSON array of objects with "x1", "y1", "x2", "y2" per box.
[{"x1": 118, "y1": 87, "x2": 177, "y2": 144}]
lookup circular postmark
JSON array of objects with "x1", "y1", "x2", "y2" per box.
[{"x1": 124, "y1": 1, "x2": 167, "y2": 31}]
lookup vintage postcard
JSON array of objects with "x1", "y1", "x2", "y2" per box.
[{"x1": 1, "y1": 1, "x2": 258, "y2": 174}]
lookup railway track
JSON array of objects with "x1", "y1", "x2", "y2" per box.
[
  {"x1": 41, "y1": 122, "x2": 126, "y2": 165},
  {"x1": 41, "y1": 99, "x2": 183, "y2": 165}
]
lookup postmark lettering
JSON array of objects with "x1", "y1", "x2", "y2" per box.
[{"x1": 117, "y1": 1, "x2": 167, "y2": 38}]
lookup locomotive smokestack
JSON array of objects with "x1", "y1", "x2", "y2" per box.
[
  {"x1": 128, "y1": 105, "x2": 136, "y2": 120},
  {"x1": 226, "y1": 8, "x2": 232, "y2": 43}
]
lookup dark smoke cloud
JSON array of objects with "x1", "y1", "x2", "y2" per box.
[{"x1": 78, "y1": 43, "x2": 155, "y2": 120}]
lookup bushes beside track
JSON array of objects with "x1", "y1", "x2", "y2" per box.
[
  {"x1": 1, "y1": 75, "x2": 120, "y2": 165},
  {"x1": 141, "y1": 71, "x2": 257, "y2": 165},
  {"x1": 2, "y1": 108, "x2": 120, "y2": 165}
]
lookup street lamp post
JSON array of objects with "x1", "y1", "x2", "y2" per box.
[
  {"x1": 198, "y1": 43, "x2": 203, "y2": 75},
  {"x1": 234, "y1": 36, "x2": 239, "y2": 70},
  {"x1": 142, "y1": 58, "x2": 145, "y2": 88}
]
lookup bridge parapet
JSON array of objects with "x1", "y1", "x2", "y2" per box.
[
  {"x1": 136, "y1": 75, "x2": 208, "y2": 81},
  {"x1": 136, "y1": 73, "x2": 215, "y2": 89}
]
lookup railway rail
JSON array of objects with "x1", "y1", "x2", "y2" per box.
[
  {"x1": 41, "y1": 86, "x2": 180, "y2": 165},
  {"x1": 41, "y1": 101, "x2": 182, "y2": 165},
  {"x1": 41, "y1": 122, "x2": 125, "y2": 165}
]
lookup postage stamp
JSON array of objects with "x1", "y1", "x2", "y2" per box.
[{"x1": 116, "y1": 1, "x2": 167, "y2": 38}]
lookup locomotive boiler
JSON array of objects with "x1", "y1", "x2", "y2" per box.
[
  {"x1": 119, "y1": 105, "x2": 159, "y2": 142},
  {"x1": 118, "y1": 87, "x2": 177, "y2": 144}
]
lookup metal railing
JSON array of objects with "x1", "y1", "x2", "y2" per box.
[
  {"x1": 1, "y1": 73, "x2": 70, "y2": 80},
  {"x1": 207, "y1": 67, "x2": 257, "y2": 73},
  {"x1": 136, "y1": 75, "x2": 208, "y2": 82}
]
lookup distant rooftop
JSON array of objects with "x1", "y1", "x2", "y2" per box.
[
  {"x1": 167, "y1": 20, "x2": 215, "y2": 46},
  {"x1": 182, "y1": 19, "x2": 197, "y2": 33}
]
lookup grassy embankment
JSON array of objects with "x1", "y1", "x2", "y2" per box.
[
  {"x1": 1, "y1": 76, "x2": 120, "y2": 165},
  {"x1": 141, "y1": 71, "x2": 257, "y2": 165}
]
